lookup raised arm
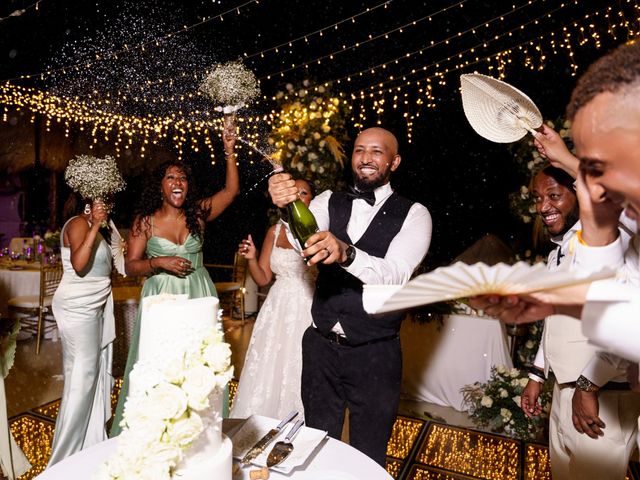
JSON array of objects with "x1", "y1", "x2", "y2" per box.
[
  {"x1": 66, "y1": 202, "x2": 107, "y2": 274},
  {"x1": 200, "y1": 115, "x2": 240, "y2": 222},
  {"x1": 239, "y1": 225, "x2": 277, "y2": 287},
  {"x1": 534, "y1": 124, "x2": 579, "y2": 178}
]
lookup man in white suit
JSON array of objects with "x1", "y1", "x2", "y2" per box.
[{"x1": 520, "y1": 166, "x2": 640, "y2": 480}]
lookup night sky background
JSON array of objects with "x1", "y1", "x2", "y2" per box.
[{"x1": 1, "y1": 0, "x2": 636, "y2": 268}]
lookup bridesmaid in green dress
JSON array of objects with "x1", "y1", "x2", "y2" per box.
[{"x1": 110, "y1": 118, "x2": 239, "y2": 436}]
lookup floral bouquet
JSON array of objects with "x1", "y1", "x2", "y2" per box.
[
  {"x1": 269, "y1": 80, "x2": 350, "y2": 193},
  {"x1": 65, "y1": 154, "x2": 126, "y2": 202},
  {"x1": 199, "y1": 60, "x2": 260, "y2": 114},
  {"x1": 461, "y1": 364, "x2": 551, "y2": 440},
  {"x1": 94, "y1": 326, "x2": 233, "y2": 480}
]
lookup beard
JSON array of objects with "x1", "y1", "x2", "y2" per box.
[
  {"x1": 354, "y1": 171, "x2": 389, "y2": 192},
  {"x1": 555, "y1": 207, "x2": 580, "y2": 237}
]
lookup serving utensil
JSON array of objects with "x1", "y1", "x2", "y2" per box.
[
  {"x1": 266, "y1": 419, "x2": 305, "y2": 468},
  {"x1": 240, "y1": 410, "x2": 298, "y2": 465}
]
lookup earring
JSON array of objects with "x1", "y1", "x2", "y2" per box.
[{"x1": 84, "y1": 203, "x2": 91, "y2": 215}]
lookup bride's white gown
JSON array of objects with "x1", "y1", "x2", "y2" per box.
[{"x1": 231, "y1": 223, "x2": 315, "y2": 419}]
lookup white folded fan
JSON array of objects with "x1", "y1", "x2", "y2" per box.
[
  {"x1": 109, "y1": 220, "x2": 127, "y2": 276},
  {"x1": 363, "y1": 261, "x2": 615, "y2": 314},
  {"x1": 460, "y1": 73, "x2": 543, "y2": 143}
]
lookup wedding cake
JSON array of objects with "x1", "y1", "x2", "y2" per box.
[{"x1": 96, "y1": 294, "x2": 234, "y2": 480}]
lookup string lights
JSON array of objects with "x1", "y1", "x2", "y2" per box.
[{"x1": 1, "y1": 0, "x2": 638, "y2": 151}]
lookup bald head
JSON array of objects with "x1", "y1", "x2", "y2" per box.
[
  {"x1": 352, "y1": 127, "x2": 402, "y2": 191},
  {"x1": 356, "y1": 127, "x2": 399, "y2": 155}
]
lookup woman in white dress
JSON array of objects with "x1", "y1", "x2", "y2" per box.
[
  {"x1": 47, "y1": 199, "x2": 115, "y2": 467},
  {"x1": 231, "y1": 179, "x2": 316, "y2": 419}
]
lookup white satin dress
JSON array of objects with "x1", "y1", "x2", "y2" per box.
[
  {"x1": 231, "y1": 222, "x2": 316, "y2": 420},
  {"x1": 47, "y1": 217, "x2": 115, "y2": 467}
]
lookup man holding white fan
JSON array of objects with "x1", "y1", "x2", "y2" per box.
[{"x1": 268, "y1": 127, "x2": 432, "y2": 467}]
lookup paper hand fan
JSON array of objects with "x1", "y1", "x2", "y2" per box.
[
  {"x1": 109, "y1": 220, "x2": 126, "y2": 277},
  {"x1": 460, "y1": 73, "x2": 543, "y2": 143},
  {"x1": 363, "y1": 261, "x2": 615, "y2": 314}
]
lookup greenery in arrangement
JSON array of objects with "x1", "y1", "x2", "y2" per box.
[
  {"x1": 516, "y1": 321, "x2": 544, "y2": 367},
  {"x1": 462, "y1": 365, "x2": 552, "y2": 441},
  {"x1": 43, "y1": 229, "x2": 61, "y2": 250},
  {"x1": 269, "y1": 80, "x2": 350, "y2": 193}
]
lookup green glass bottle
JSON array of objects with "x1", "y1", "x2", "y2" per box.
[{"x1": 287, "y1": 199, "x2": 319, "y2": 256}]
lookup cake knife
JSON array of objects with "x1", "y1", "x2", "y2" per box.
[{"x1": 240, "y1": 410, "x2": 298, "y2": 465}]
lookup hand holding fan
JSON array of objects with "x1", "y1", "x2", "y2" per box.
[
  {"x1": 460, "y1": 73, "x2": 543, "y2": 143},
  {"x1": 109, "y1": 220, "x2": 126, "y2": 277},
  {"x1": 363, "y1": 261, "x2": 615, "y2": 314}
]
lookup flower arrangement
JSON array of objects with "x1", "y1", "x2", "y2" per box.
[
  {"x1": 64, "y1": 154, "x2": 126, "y2": 201},
  {"x1": 43, "y1": 230, "x2": 61, "y2": 250},
  {"x1": 269, "y1": 80, "x2": 350, "y2": 193},
  {"x1": 461, "y1": 365, "x2": 551, "y2": 440},
  {"x1": 95, "y1": 327, "x2": 233, "y2": 480},
  {"x1": 199, "y1": 60, "x2": 260, "y2": 114},
  {"x1": 516, "y1": 321, "x2": 544, "y2": 367}
]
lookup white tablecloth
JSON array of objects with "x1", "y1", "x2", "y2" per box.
[
  {"x1": 400, "y1": 313, "x2": 513, "y2": 411},
  {"x1": 0, "y1": 267, "x2": 40, "y2": 316},
  {"x1": 37, "y1": 419, "x2": 392, "y2": 480}
]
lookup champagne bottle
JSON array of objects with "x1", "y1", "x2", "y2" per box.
[{"x1": 287, "y1": 199, "x2": 319, "y2": 256}]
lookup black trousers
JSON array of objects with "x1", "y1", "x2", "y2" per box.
[{"x1": 301, "y1": 326, "x2": 402, "y2": 467}]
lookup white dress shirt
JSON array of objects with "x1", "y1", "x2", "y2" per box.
[{"x1": 286, "y1": 182, "x2": 432, "y2": 335}]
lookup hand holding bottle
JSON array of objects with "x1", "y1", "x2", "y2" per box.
[{"x1": 268, "y1": 172, "x2": 299, "y2": 208}]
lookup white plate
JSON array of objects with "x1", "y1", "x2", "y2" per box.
[{"x1": 230, "y1": 415, "x2": 327, "y2": 474}]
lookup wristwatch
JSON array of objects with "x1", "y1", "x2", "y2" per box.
[
  {"x1": 576, "y1": 375, "x2": 600, "y2": 393},
  {"x1": 339, "y1": 244, "x2": 356, "y2": 268}
]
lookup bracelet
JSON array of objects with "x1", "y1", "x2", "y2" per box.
[{"x1": 224, "y1": 151, "x2": 236, "y2": 157}]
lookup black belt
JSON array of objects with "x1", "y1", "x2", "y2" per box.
[
  {"x1": 561, "y1": 381, "x2": 631, "y2": 391},
  {"x1": 313, "y1": 327, "x2": 398, "y2": 348}
]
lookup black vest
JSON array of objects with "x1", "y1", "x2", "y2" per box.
[{"x1": 312, "y1": 191, "x2": 414, "y2": 344}]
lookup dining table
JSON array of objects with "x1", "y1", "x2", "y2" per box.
[
  {"x1": 37, "y1": 418, "x2": 392, "y2": 480},
  {"x1": 0, "y1": 260, "x2": 41, "y2": 317}
]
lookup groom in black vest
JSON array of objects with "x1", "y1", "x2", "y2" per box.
[{"x1": 268, "y1": 127, "x2": 432, "y2": 466}]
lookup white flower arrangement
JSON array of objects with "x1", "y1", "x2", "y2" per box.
[
  {"x1": 462, "y1": 364, "x2": 552, "y2": 440},
  {"x1": 199, "y1": 60, "x2": 260, "y2": 113},
  {"x1": 65, "y1": 154, "x2": 126, "y2": 200},
  {"x1": 94, "y1": 328, "x2": 233, "y2": 480}
]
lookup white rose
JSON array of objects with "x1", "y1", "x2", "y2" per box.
[
  {"x1": 163, "y1": 358, "x2": 186, "y2": 385},
  {"x1": 146, "y1": 382, "x2": 188, "y2": 420},
  {"x1": 318, "y1": 166, "x2": 325, "y2": 174},
  {"x1": 203, "y1": 342, "x2": 231, "y2": 372},
  {"x1": 144, "y1": 440, "x2": 182, "y2": 469},
  {"x1": 509, "y1": 368, "x2": 520, "y2": 378},
  {"x1": 119, "y1": 414, "x2": 166, "y2": 445},
  {"x1": 308, "y1": 152, "x2": 318, "y2": 161},
  {"x1": 525, "y1": 340, "x2": 534, "y2": 349},
  {"x1": 499, "y1": 388, "x2": 508, "y2": 398},
  {"x1": 480, "y1": 396, "x2": 493, "y2": 408},
  {"x1": 128, "y1": 363, "x2": 164, "y2": 395},
  {"x1": 511, "y1": 379, "x2": 520, "y2": 387},
  {"x1": 168, "y1": 411, "x2": 204, "y2": 446},
  {"x1": 182, "y1": 364, "x2": 217, "y2": 410},
  {"x1": 512, "y1": 395, "x2": 522, "y2": 406},
  {"x1": 495, "y1": 364, "x2": 507, "y2": 374},
  {"x1": 500, "y1": 408, "x2": 512, "y2": 421},
  {"x1": 310, "y1": 163, "x2": 317, "y2": 172},
  {"x1": 519, "y1": 377, "x2": 529, "y2": 388}
]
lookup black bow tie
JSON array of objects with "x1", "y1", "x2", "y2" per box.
[{"x1": 345, "y1": 186, "x2": 376, "y2": 206}]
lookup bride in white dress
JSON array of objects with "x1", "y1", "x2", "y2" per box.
[{"x1": 231, "y1": 179, "x2": 316, "y2": 419}]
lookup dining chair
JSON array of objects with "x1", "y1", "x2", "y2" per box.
[
  {"x1": 206, "y1": 253, "x2": 248, "y2": 324},
  {"x1": 8, "y1": 263, "x2": 63, "y2": 354}
]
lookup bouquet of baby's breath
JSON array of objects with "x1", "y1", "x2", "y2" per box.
[
  {"x1": 461, "y1": 365, "x2": 552, "y2": 440},
  {"x1": 199, "y1": 60, "x2": 260, "y2": 113},
  {"x1": 65, "y1": 155, "x2": 126, "y2": 200}
]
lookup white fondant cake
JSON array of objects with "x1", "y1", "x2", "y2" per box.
[{"x1": 98, "y1": 294, "x2": 233, "y2": 480}]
